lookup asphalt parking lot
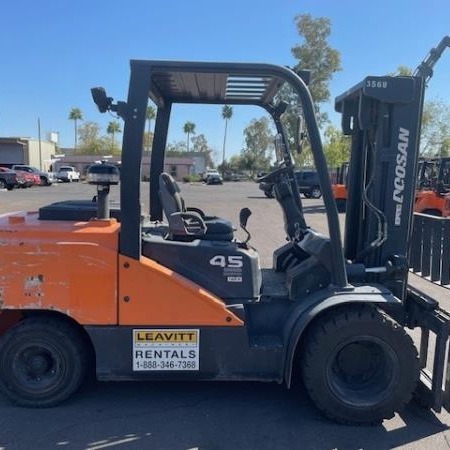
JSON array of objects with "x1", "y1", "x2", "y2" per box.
[{"x1": 1, "y1": 181, "x2": 450, "y2": 450}]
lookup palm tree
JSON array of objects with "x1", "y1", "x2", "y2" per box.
[
  {"x1": 107, "y1": 121, "x2": 121, "y2": 151},
  {"x1": 183, "y1": 121, "x2": 196, "y2": 152},
  {"x1": 221, "y1": 105, "x2": 233, "y2": 176},
  {"x1": 146, "y1": 105, "x2": 156, "y2": 151},
  {"x1": 68, "y1": 108, "x2": 83, "y2": 150}
]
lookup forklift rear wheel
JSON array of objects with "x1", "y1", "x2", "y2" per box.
[
  {"x1": 301, "y1": 304, "x2": 419, "y2": 425},
  {"x1": 0, "y1": 317, "x2": 88, "y2": 407}
]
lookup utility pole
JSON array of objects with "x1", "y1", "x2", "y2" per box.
[{"x1": 38, "y1": 118, "x2": 42, "y2": 170}]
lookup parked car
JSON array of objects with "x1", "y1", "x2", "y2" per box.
[
  {"x1": 206, "y1": 173, "x2": 223, "y2": 185},
  {"x1": 259, "y1": 170, "x2": 322, "y2": 199},
  {"x1": 11, "y1": 165, "x2": 55, "y2": 186},
  {"x1": 14, "y1": 170, "x2": 36, "y2": 188},
  {"x1": 0, "y1": 168, "x2": 18, "y2": 190},
  {"x1": 202, "y1": 169, "x2": 220, "y2": 182},
  {"x1": 57, "y1": 166, "x2": 80, "y2": 182}
]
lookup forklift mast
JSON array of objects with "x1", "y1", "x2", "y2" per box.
[
  {"x1": 336, "y1": 76, "x2": 425, "y2": 299},
  {"x1": 413, "y1": 36, "x2": 450, "y2": 82},
  {"x1": 335, "y1": 36, "x2": 450, "y2": 300}
]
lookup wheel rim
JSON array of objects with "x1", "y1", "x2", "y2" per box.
[
  {"x1": 11, "y1": 342, "x2": 66, "y2": 396},
  {"x1": 311, "y1": 188, "x2": 321, "y2": 198},
  {"x1": 326, "y1": 336, "x2": 399, "y2": 407}
]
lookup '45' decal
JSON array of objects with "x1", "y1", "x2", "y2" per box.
[{"x1": 209, "y1": 255, "x2": 243, "y2": 268}]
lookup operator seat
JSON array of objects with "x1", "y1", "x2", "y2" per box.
[{"x1": 159, "y1": 172, "x2": 234, "y2": 241}]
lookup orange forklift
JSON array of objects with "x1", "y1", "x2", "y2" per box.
[
  {"x1": 331, "y1": 162, "x2": 348, "y2": 213},
  {"x1": 334, "y1": 157, "x2": 450, "y2": 216},
  {"x1": 1, "y1": 53, "x2": 450, "y2": 425},
  {"x1": 443, "y1": 192, "x2": 450, "y2": 217},
  {"x1": 414, "y1": 157, "x2": 450, "y2": 216}
]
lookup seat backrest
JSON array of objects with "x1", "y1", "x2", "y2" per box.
[{"x1": 159, "y1": 172, "x2": 186, "y2": 218}]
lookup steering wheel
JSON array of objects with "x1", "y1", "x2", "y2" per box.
[{"x1": 257, "y1": 165, "x2": 290, "y2": 184}]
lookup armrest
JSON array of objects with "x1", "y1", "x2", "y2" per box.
[
  {"x1": 168, "y1": 211, "x2": 207, "y2": 237},
  {"x1": 186, "y1": 206, "x2": 206, "y2": 218},
  {"x1": 186, "y1": 207, "x2": 219, "y2": 221}
]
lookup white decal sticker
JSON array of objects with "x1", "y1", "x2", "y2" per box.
[
  {"x1": 133, "y1": 329, "x2": 199, "y2": 371},
  {"x1": 209, "y1": 255, "x2": 244, "y2": 282},
  {"x1": 227, "y1": 276, "x2": 242, "y2": 282}
]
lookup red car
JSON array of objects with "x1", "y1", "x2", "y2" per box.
[
  {"x1": 15, "y1": 170, "x2": 37, "y2": 188},
  {"x1": 22, "y1": 171, "x2": 40, "y2": 186}
]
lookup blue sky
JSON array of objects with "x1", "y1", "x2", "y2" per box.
[{"x1": 1, "y1": 0, "x2": 450, "y2": 163}]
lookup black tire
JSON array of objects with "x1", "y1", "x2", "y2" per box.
[
  {"x1": 336, "y1": 198, "x2": 347, "y2": 213},
  {"x1": 40, "y1": 176, "x2": 51, "y2": 186},
  {"x1": 303, "y1": 193, "x2": 312, "y2": 199},
  {"x1": 6, "y1": 184, "x2": 14, "y2": 191},
  {"x1": 310, "y1": 187, "x2": 322, "y2": 199},
  {"x1": 0, "y1": 317, "x2": 88, "y2": 407},
  {"x1": 421, "y1": 209, "x2": 442, "y2": 217},
  {"x1": 264, "y1": 189, "x2": 274, "y2": 198},
  {"x1": 301, "y1": 304, "x2": 419, "y2": 425}
]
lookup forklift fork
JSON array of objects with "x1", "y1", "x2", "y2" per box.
[{"x1": 406, "y1": 287, "x2": 450, "y2": 412}]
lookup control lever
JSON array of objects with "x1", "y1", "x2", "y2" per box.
[{"x1": 239, "y1": 207, "x2": 252, "y2": 244}]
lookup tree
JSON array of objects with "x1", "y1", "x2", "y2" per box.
[
  {"x1": 166, "y1": 140, "x2": 187, "y2": 156},
  {"x1": 77, "y1": 121, "x2": 109, "y2": 155},
  {"x1": 323, "y1": 125, "x2": 350, "y2": 168},
  {"x1": 279, "y1": 13, "x2": 341, "y2": 149},
  {"x1": 192, "y1": 133, "x2": 214, "y2": 167},
  {"x1": 143, "y1": 131, "x2": 154, "y2": 152},
  {"x1": 221, "y1": 105, "x2": 233, "y2": 175},
  {"x1": 68, "y1": 108, "x2": 83, "y2": 150},
  {"x1": 390, "y1": 65, "x2": 413, "y2": 76},
  {"x1": 242, "y1": 117, "x2": 274, "y2": 175},
  {"x1": 146, "y1": 105, "x2": 156, "y2": 151},
  {"x1": 183, "y1": 122, "x2": 196, "y2": 152},
  {"x1": 292, "y1": 14, "x2": 341, "y2": 110},
  {"x1": 107, "y1": 121, "x2": 121, "y2": 152},
  {"x1": 421, "y1": 100, "x2": 450, "y2": 157}
]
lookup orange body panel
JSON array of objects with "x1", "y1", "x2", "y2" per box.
[
  {"x1": 414, "y1": 190, "x2": 445, "y2": 215},
  {"x1": 0, "y1": 212, "x2": 243, "y2": 328},
  {"x1": 332, "y1": 184, "x2": 347, "y2": 200},
  {"x1": 118, "y1": 254, "x2": 243, "y2": 326},
  {"x1": 0, "y1": 212, "x2": 120, "y2": 324}
]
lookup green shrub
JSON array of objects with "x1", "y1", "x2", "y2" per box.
[{"x1": 182, "y1": 174, "x2": 202, "y2": 183}]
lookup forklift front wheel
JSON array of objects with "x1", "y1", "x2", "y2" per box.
[
  {"x1": 0, "y1": 317, "x2": 88, "y2": 407},
  {"x1": 301, "y1": 304, "x2": 419, "y2": 425}
]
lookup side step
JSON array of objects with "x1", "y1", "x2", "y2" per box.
[{"x1": 405, "y1": 286, "x2": 450, "y2": 412}]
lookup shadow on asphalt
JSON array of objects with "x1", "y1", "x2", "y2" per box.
[
  {"x1": 2, "y1": 380, "x2": 448, "y2": 450},
  {"x1": 246, "y1": 195, "x2": 273, "y2": 199},
  {"x1": 301, "y1": 204, "x2": 326, "y2": 214}
]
